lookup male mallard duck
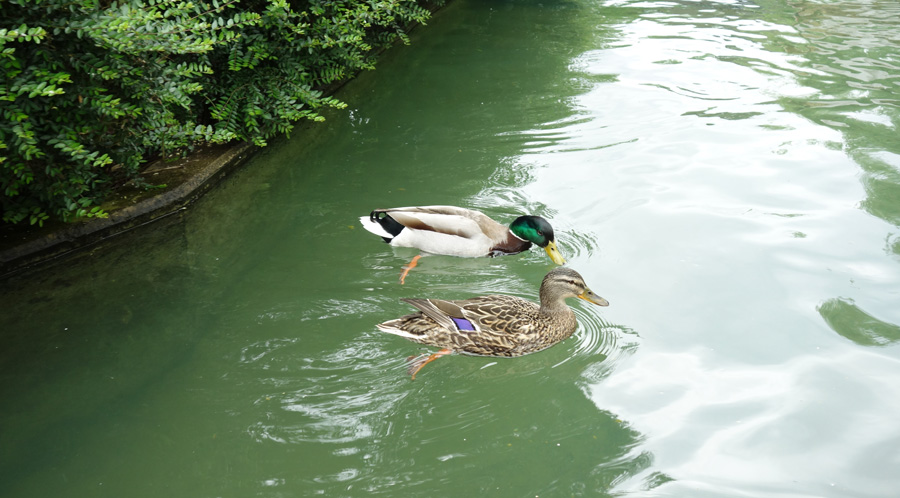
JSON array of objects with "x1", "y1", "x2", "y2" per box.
[
  {"x1": 359, "y1": 206, "x2": 566, "y2": 264},
  {"x1": 377, "y1": 267, "x2": 609, "y2": 379}
]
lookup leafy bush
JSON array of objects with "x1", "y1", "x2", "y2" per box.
[{"x1": 1, "y1": 0, "x2": 437, "y2": 225}]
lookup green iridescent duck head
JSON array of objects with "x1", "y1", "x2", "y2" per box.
[{"x1": 509, "y1": 215, "x2": 566, "y2": 265}]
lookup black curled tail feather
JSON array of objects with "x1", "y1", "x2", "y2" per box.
[{"x1": 369, "y1": 210, "x2": 405, "y2": 242}]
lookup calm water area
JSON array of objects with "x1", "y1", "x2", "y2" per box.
[{"x1": 3, "y1": 0, "x2": 900, "y2": 496}]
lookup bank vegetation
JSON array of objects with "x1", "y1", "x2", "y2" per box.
[{"x1": 1, "y1": 0, "x2": 440, "y2": 226}]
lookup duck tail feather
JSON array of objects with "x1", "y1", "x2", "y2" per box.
[
  {"x1": 359, "y1": 213, "x2": 399, "y2": 241},
  {"x1": 361, "y1": 211, "x2": 405, "y2": 241}
]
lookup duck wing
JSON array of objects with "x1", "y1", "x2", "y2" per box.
[
  {"x1": 402, "y1": 295, "x2": 538, "y2": 335},
  {"x1": 383, "y1": 295, "x2": 544, "y2": 356},
  {"x1": 372, "y1": 206, "x2": 507, "y2": 241},
  {"x1": 401, "y1": 298, "x2": 474, "y2": 332}
]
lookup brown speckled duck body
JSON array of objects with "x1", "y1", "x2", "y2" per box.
[{"x1": 377, "y1": 267, "x2": 609, "y2": 378}]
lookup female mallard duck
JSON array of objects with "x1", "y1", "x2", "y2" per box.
[
  {"x1": 377, "y1": 267, "x2": 609, "y2": 379},
  {"x1": 359, "y1": 206, "x2": 566, "y2": 264}
]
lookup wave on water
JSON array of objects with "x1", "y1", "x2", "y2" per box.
[
  {"x1": 566, "y1": 306, "x2": 641, "y2": 378},
  {"x1": 244, "y1": 330, "x2": 412, "y2": 443}
]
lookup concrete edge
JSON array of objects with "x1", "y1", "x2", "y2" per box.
[{"x1": 0, "y1": 142, "x2": 256, "y2": 278}]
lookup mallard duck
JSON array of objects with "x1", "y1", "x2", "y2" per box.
[
  {"x1": 359, "y1": 206, "x2": 566, "y2": 264},
  {"x1": 377, "y1": 267, "x2": 609, "y2": 379}
]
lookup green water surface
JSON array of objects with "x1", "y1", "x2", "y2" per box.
[{"x1": 3, "y1": 0, "x2": 900, "y2": 496}]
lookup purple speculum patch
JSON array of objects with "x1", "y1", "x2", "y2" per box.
[{"x1": 451, "y1": 317, "x2": 476, "y2": 331}]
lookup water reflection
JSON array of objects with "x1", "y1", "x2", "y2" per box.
[
  {"x1": 511, "y1": 0, "x2": 900, "y2": 495},
  {"x1": 774, "y1": 1, "x2": 900, "y2": 228},
  {"x1": 818, "y1": 297, "x2": 900, "y2": 347},
  {"x1": 591, "y1": 348, "x2": 900, "y2": 496}
]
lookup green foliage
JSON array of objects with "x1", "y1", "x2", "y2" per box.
[{"x1": 1, "y1": 0, "x2": 438, "y2": 225}]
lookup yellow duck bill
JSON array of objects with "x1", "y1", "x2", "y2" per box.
[{"x1": 544, "y1": 240, "x2": 566, "y2": 265}]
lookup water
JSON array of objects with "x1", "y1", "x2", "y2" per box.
[{"x1": 2, "y1": 0, "x2": 900, "y2": 496}]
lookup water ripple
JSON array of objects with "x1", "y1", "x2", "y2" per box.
[
  {"x1": 242, "y1": 329, "x2": 410, "y2": 447},
  {"x1": 557, "y1": 228, "x2": 602, "y2": 261},
  {"x1": 574, "y1": 308, "x2": 641, "y2": 381}
]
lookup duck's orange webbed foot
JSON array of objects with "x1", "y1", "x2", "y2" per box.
[
  {"x1": 406, "y1": 348, "x2": 453, "y2": 380},
  {"x1": 399, "y1": 254, "x2": 422, "y2": 285}
]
